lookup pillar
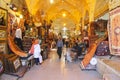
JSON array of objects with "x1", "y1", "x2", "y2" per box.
[{"x1": 88, "y1": 9, "x2": 95, "y2": 36}]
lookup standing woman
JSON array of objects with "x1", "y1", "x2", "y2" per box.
[{"x1": 56, "y1": 37, "x2": 63, "y2": 59}]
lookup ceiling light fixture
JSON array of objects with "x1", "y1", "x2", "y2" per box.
[
  {"x1": 50, "y1": 0, "x2": 54, "y2": 4},
  {"x1": 63, "y1": 23, "x2": 66, "y2": 26},
  {"x1": 62, "y1": 13, "x2": 66, "y2": 17}
]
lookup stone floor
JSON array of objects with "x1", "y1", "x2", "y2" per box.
[{"x1": 0, "y1": 49, "x2": 102, "y2": 80}]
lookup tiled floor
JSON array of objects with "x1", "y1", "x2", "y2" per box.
[{"x1": 0, "y1": 49, "x2": 102, "y2": 80}]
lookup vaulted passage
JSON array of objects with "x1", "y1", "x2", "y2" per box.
[{"x1": 0, "y1": 0, "x2": 120, "y2": 80}]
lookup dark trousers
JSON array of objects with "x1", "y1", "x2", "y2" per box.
[
  {"x1": 34, "y1": 58, "x2": 39, "y2": 65},
  {"x1": 57, "y1": 47, "x2": 62, "y2": 59},
  {"x1": 14, "y1": 37, "x2": 23, "y2": 50}
]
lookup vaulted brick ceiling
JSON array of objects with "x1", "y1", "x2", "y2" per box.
[
  {"x1": 9, "y1": 0, "x2": 109, "y2": 31},
  {"x1": 9, "y1": 0, "x2": 109, "y2": 21}
]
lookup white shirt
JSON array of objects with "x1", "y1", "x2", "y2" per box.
[
  {"x1": 15, "y1": 28, "x2": 22, "y2": 39},
  {"x1": 33, "y1": 44, "x2": 41, "y2": 58}
]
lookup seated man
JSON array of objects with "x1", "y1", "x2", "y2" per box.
[
  {"x1": 71, "y1": 43, "x2": 83, "y2": 58},
  {"x1": 78, "y1": 42, "x2": 86, "y2": 55}
]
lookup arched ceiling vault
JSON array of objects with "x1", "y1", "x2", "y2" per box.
[
  {"x1": 25, "y1": 0, "x2": 87, "y2": 21},
  {"x1": 50, "y1": 9, "x2": 77, "y2": 23},
  {"x1": 1, "y1": 0, "x2": 109, "y2": 22},
  {"x1": 1, "y1": 0, "x2": 109, "y2": 32}
]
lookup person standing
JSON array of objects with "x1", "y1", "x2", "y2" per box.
[
  {"x1": 56, "y1": 37, "x2": 63, "y2": 59},
  {"x1": 83, "y1": 30, "x2": 89, "y2": 49},
  {"x1": 51, "y1": 39, "x2": 56, "y2": 49},
  {"x1": 14, "y1": 24, "x2": 23, "y2": 50},
  {"x1": 29, "y1": 38, "x2": 43, "y2": 65},
  {"x1": 65, "y1": 38, "x2": 69, "y2": 48}
]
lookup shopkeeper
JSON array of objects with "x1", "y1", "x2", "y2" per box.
[{"x1": 14, "y1": 24, "x2": 23, "y2": 50}]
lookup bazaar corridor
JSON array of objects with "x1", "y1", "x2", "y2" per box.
[
  {"x1": 1, "y1": 49, "x2": 101, "y2": 80},
  {"x1": 1, "y1": 0, "x2": 120, "y2": 80}
]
